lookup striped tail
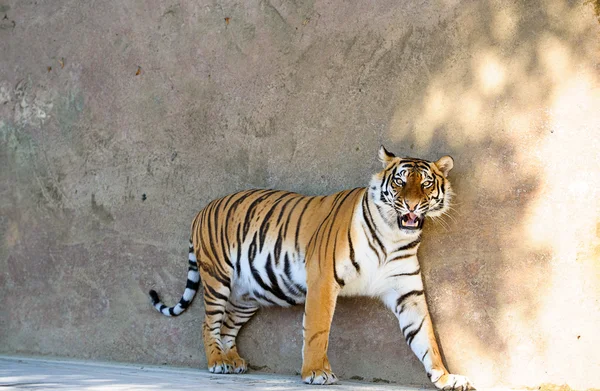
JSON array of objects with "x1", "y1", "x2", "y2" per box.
[{"x1": 149, "y1": 240, "x2": 200, "y2": 317}]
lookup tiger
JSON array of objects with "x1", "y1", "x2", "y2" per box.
[{"x1": 149, "y1": 146, "x2": 475, "y2": 390}]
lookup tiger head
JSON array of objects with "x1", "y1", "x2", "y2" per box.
[{"x1": 370, "y1": 146, "x2": 454, "y2": 232}]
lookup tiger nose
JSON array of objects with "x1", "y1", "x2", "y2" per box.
[{"x1": 405, "y1": 200, "x2": 419, "y2": 212}]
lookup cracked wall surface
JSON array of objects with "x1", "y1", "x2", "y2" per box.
[{"x1": 1, "y1": 0, "x2": 599, "y2": 389}]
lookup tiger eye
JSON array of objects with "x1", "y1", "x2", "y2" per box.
[{"x1": 394, "y1": 177, "x2": 405, "y2": 186}]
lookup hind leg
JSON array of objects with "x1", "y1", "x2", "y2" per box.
[
  {"x1": 199, "y1": 267, "x2": 233, "y2": 374},
  {"x1": 220, "y1": 300, "x2": 259, "y2": 374}
]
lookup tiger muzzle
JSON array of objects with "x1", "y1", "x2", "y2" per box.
[{"x1": 398, "y1": 212, "x2": 423, "y2": 230}]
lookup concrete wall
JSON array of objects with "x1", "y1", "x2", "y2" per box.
[{"x1": 1, "y1": 0, "x2": 599, "y2": 389}]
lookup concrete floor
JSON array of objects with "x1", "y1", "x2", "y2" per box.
[{"x1": 0, "y1": 356, "x2": 427, "y2": 391}]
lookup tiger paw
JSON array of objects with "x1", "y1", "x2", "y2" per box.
[
  {"x1": 207, "y1": 358, "x2": 234, "y2": 374},
  {"x1": 224, "y1": 350, "x2": 247, "y2": 374},
  {"x1": 302, "y1": 368, "x2": 338, "y2": 385},
  {"x1": 433, "y1": 373, "x2": 476, "y2": 391},
  {"x1": 230, "y1": 357, "x2": 247, "y2": 374}
]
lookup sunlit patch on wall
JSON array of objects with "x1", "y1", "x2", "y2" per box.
[
  {"x1": 456, "y1": 90, "x2": 483, "y2": 136},
  {"x1": 439, "y1": 322, "x2": 500, "y2": 386},
  {"x1": 538, "y1": 36, "x2": 571, "y2": 82},
  {"x1": 475, "y1": 51, "x2": 506, "y2": 96}
]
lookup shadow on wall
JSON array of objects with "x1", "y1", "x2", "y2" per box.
[
  {"x1": 384, "y1": 0, "x2": 600, "y2": 388},
  {"x1": 243, "y1": 0, "x2": 599, "y2": 388}
]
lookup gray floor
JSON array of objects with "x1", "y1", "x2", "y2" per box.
[{"x1": 0, "y1": 356, "x2": 428, "y2": 391}]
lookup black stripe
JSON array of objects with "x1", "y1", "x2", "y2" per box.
[
  {"x1": 248, "y1": 232, "x2": 257, "y2": 263},
  {"x1": 205, "y1": 201, "x2": 221, "y2": 263},
  {"x1": 308, "y1": 189, "x2": 359, "y2": 261},
  {"x1": 186, "y1": 278, "x2": 200, "y2": 290},
  {"x1": 214, "y1": 260, "x2": 232, "y2": 287},
  {"x1": 333, "y1": 232, "x2": 345, "y2": 287},
  {"x1": 405, "y1": 317, "x2": 425, "y2": 345},
  {"x1": 204, "y1": 298, "x2": 222, "y2": 307},
  {"x1": 249, "y1": 258, "x2": 279, "y2": 303},
  {"x1": 209, "y1": 197, "x2": 226, "y2": 259},
  {"x1": 213, "y1": 196, "x2": 234, "y2": 270},
  {"x1": 178, "y1": 298, "x2": 191, "y2": 309},
  {"x1": 396, "y1": 290, "x2": 424, "y2": 309},
  {"x1": 316, "y1": 189, "x2": 361, "y2": 286},
  {"x1": 229, "y1": 311, "x2": 257, "y2": 319},
  {"x1": 387, "y1": 253, "x2": 417, "y2": 262},
  {"x1": 204, "y1": 283, "x2": 228, "y2": 301},
  {"x1": 149, "y1": 290, "x2": 160, "y2": 305},
  {"x1": 282, "y1": 196, "x2": 305, "y2": 237},
  {"x1": 219, "y1": 217, "x2": 234, "y2": 271},
  {"x1": 430, "y1": 201, "x2": 443, "y2": 211},
  {"x1": 198, "y1": 210, "x2": 211, "y2": 261},
  {"x1": 232, "y1": 318, "x2": 252, "y2": 327},
  {"x1": 421, "y1": 350, "x2": 429, "y2": 361},
  {"x1": 361, "y1": 223, "x2": 380, "y2": 258},
  {"x1": 283, "y1": 253, "x2": 293, "y2": 280},
  {"x1": 224, "y1": 190, "x2": 257, "y2": 235},
  {"x1": 280, "y1": 274, "x2": 301, "y2": 297},
  {"x1": 205, "y1": 308, "x2": 225, "y2": 316},
  {"x1": 282, "y1": 253, "x2": 306, "y2": 296},
  {"x1": 235, "y1": 225, "x2": 243, "y2": 277},
  {"x1": 203, "y1": 263, "x2": 230, "y2": 288},
  {"x1": 243, "y1": 190, "x2": 278, "y2": 239},
  {"x1": 401, "y1": 322, "x2": 414, "y2": 335},
  {"x1": 258, "y1": 192, "x2": 290, "y2": 251},
  {"x1": 225, "y1": 307, "x2": 256, "y2": 317},
  {"x1": 415, "y1": 163, "x2": 430, "y2": 172},
  {"x1": 362, "y1": 193, "x2": 386, "y2": 258},
  {"x1": 229, "y1": 302, "x2": 256, "y2": 312},
  {"x1": 252, "y1": 290, "x2": 278, "y2": 305},
  {"x1": 294, "y1": 197, "x2": 316, "y2": 253},
  {"x1": 348, "y1": 228, "x2": 360, "y2": 273},
  {"x1": 392, "y1": 238, "x2": 421, "y2": 252},
  {"x1": 258, "y1": 220, "x2": 270, "y2": 252},
  {"x1": 265, "y1": 254, "x2": 296, "y2": 305},
  {"x1": 380, "y1": 174, "x2": 390, "y2": 202},
  {"x1": 257, "y1": 215, "x2": 272, "y2": 253},
  {"x1": 276, "y1": 194, "x2": 298, "y2": 224},
  {"x1": 274, "y1": 227, "x2": 283, "y2": 266},
  {"x1": 389, "y1": 267, "x2": 421, "y2": 278},
  {"x1": 294, "y1": 282, "x2": 307, "y2": 295}
]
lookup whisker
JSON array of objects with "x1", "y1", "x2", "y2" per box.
[
  {"x1": 429, "y1": 215, "x2": 449, "y2": 232},
  {"x1": 440, "y1": 210, "x2": 458, "y2": 224},
  {"x1": 438, "y1": 215, "x2": 452, "y2": 230}
]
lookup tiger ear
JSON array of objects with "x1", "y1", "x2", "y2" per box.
[
  {"x1": 435, "y1": 155, "x2": 454, "y2": 177},
  {"x1": 378, "y1": 145, "x2": 396, "y2": 168}
]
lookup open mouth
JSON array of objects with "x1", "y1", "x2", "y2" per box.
[{"x1": 398, "y1": 212, "x2": 424, "y2": 230}]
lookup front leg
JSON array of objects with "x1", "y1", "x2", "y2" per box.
[
  {"x1": 301, "y1": 268, "x2": 341, "y2": 385},
  {"x1": 382, "y1": 284, "x2": 475, "y2": 391}
]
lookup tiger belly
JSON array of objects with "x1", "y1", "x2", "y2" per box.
[
  {"x1": 232, "y1": 249, "x2": 308, "y2": 307},
  {"x1": 229, "y1": 243, "x2": 421, "y2": 306}
]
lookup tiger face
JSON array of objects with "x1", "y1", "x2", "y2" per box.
[{"x1": 371, "y1": 146, "x2": 454, "y2": 232}]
